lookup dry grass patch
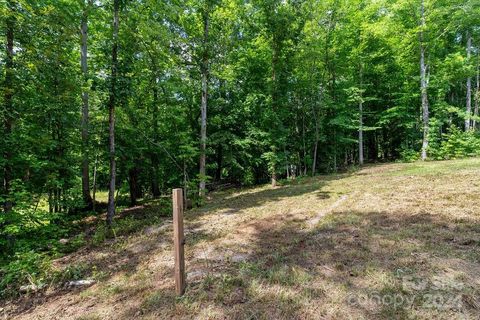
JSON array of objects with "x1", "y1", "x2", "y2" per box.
[{"x1": 3, "y1": 158, "x2": 480, "y2": 319}]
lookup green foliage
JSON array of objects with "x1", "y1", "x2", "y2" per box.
[
  {"x1": 1, "y1": 0, "x2": 480, "y2": 300},
  {"x1": 399, "y1": 148, "x2": 420, "y2": 163},
  {"x1": 0, "y1": 251, "x2": 52, "y2": 297},
  {"x1": 62, "y1": 263, "x2": 89, "y2": 282},
  {"x1": 261, "y1": 151, "x2": 282, "y2": 176},
  {"x1": 91, "y1": 226, "x2": 107, "y2": 247},
  {"x1": 241, "y1": 168, "x2": 256, "y2": 186},
  {"x1": 62, "y1": 234, "x2": 87, "y2": 253},
  {"x1": 430, "y1": 126, "x2": 480, "y2": 160}
]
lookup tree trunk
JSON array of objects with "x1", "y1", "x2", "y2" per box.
[
  {"x1": 150, "y1": 84, "x2": 160, "y2": 198},
  {"x1": 270, "y1": 32, "x2": 280, "y2": 187},
  {"x1": 92, "y1": 154, "x2": 98, "y2": 211},
  {"x1": 81, "y1": 0, "x2": 93, "y2": 209},
  {"x1": 311, "y1": 89, "x2": 320, "y2": 176},
  {"x1": 128, "y1": 166, "x2": 138, "y2": 207},
  {"x1": 359, "y1": 99, "x2": 364, "y2": 165},
  {"x1": 466, "y1": 32, "x2": 472, "y2": 131},
  {"x1": 3, "y1": 0, "x2": 15, "y2": 214},
  {"x1": 215, "y1": 146, "x2": 222, "y2": 181},
  {"x1": 107, "y1": 0, "x2": 119, "y2": 227},
  {"x1": 332, "y1": 128, "x2": 337, "y2": 172},
  {"x1": 285, "y1": 146, "x2": 289, "y2": 180},
  {"x1": 271, "y1": 170, "x2": 277, "y2": 188},
  {"x1": 48, "y1": 190, "x2": 53, "y2": 213},
  {"x1": 312, "y1": 138, "x2": 318, "y2": 176},
  {"x1": 150, "y1": 156, "x2": 160, "y2": 197},
  {"x1": 199, "y1": 6, "x2": 209, "y2": 198},
  {"x1": 359, "y1": 64, "x2": 364, "y2": 166},
  {"x1": 369, "y1": 132, "x2": 378, "y2": 161},
  {"x1": 474, "y1": 51, "x2": 479, "y2": 130},
  {"x1": 420, "y1": 0, "x2": 429, "y2": 161},
  {"x1": 55, "y1": 188, "x2": 60, "y2": 213},
  {"x1": 301, "y1": 101, "x2": 307, "y2": 175}
]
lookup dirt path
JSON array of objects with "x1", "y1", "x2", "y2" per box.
[{"x1": 306, "y1": 194, "x2": 350, "y2": 228}]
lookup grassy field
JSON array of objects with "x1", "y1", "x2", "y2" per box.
[{"x1": 2, "y1": 159, "x2": 480, "y2": 319}]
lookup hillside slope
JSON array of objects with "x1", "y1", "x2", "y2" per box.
[{"x1": 3, "y1": 159, "x2": 480, "y2": 319}]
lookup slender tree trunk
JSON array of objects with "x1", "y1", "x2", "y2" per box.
[
  {"x1": 183, "y1": 160, "x2": 188, "y2": 206},
  {"x1": 56, "y1": 119, "x2": 67, "y2": 214},
  {"x1": 135, "y1": 172, "x2": 143, "y2": 200},
  {"x1": 359, "y1": 64, "x2": 364, "y2": 166},
  {"x1": 48, "y1": 190, "x2": 53, "y2": 213},
  {"x1": 420, "y1": 0, "x2": 429, "y2": 161},
  {"x1": 301, "y1": 103, "x2": 307, "y2": 175},
  {"x1": 55, "y1": 188, "x2": 60, "y2": 213},
  {"x1": 370, "y1": 132, "x2": 378, "y2": 161},
  {"x1": 92, "y1": 154, "x2": 98, "y2": 211},
  {"x1": 323, "y1": 6, "x2": 337, "y2": 172},
  {"x1": 271, "y1": 169, "x2": 277, "y2": 188},
  {"x1": 285, "y1": 146, "x2": 289, "y2": 179},
  {"x1": 81, "y1": 0, "x2": 93, "y2": 209},
  {"x1": 150, "y1": 154, "x2": 160, "y2": 197},
  {"x1": 359, "y1": 99, "x2": 364, "y2": 165},
  {"x1": 3, "y1": 0, "x2": 15, "y2": 214},
  {"x1": 311, "y1": 91, "x2": 320, "y2": 176},
  {"x1": 128, "y1": 166, "x2": 138, "y2": 207},
  {"x1": 215, "y1": 146, "x2": 222, "y2": 181},
  {"x1": 199, "y1": 6, "x2": 209, "y2": 197},
  {"x1": 466, "y1": 32, "x2": 472, "y2": 131},
  {"x1": 150, "y1": 84, "x2": 160, "y2": 197},
  {"x1": 333, "y1": 129, "x2": 337, "y2": 172},
  {"x1": 107, "y1": 0, "x2": 119, "y2": 227},
  {"x1": 270, "y1": 31, "x2": 280, "y2": 187},
  {"x1": 474, "y1": 51, "x2": 479, "y2": 130},
  {"x1": 308, "y1": 61, "x2": 320, "y2": 177},
  {"x1": 312, "y1": 135, "x2": 318, "y2": 176}
]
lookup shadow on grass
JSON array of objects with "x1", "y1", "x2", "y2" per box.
[
  {"x1": 189, "y1": 175, "x2": 348, "y2": 221},
  {"x1": 0, "y1": 201, "x2": 175, "y2": 314},
  {"x1": 131, "y1": 210, "x2": 480, "y2": 319},
  {"x1": 6, "y1": 167, "x2": 480, "y2": 319}
]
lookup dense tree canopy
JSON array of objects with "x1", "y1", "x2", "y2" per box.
[{"x1": 1, "y1": 0, "x2": 480, "y2": 255}]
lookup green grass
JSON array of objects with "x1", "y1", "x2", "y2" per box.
[{"x1": 388, "y1": 157, "x2": 480, "y2": 176}]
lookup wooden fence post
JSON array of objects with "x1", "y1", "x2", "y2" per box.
[{"x1": 172, "y1": 188, "x2": 186, "y2": 296}]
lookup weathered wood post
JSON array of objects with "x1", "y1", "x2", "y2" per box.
[{"x1": 172, "y1": 188, "x2": 186, "y2": 296}]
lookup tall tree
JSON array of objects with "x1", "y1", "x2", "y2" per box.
[
  {"x1": 81, "y1": 0, "x2": 94, "y2": 209},
  {"x1": 199, "y1": 1, "x2": 210, "y2": 197},
  {"x1": 358, "y1": 63, "x2": 364, "y2": 166},
  {"x1": 474, "y1": 51, "x2": 479, "y2": 130},
  {"x1": 2, "y1": 0, "x2": 480, "y2": 234},
  {"x1": 3, "y1": 0, "x2": 15, "y2": 213},
  {"x1": 419, "y1": 0, "x2": 430, "y2": 161},
  {"x1": 465, "y1": 32, "x2": 472, "y2": 131},
  {"x1": 107, "y1": 0, "x2": 120, "y2": 226}
]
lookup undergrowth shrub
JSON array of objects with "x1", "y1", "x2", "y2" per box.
[
  {"x1": 429, "y1": 125, "x2": 480, "y2": 160},
  {"x1": 0, "y1": 251, "x2": 52, "y2": 297},
  {"x1": 61, "y1": 263, "x2": 89, "y2": 282},
  {"x1": 400, "y1": 148, "x2": 420, "y2": 162},
  {"x1": 1, "y1": 195, "x2": 171, "y2": 298}
]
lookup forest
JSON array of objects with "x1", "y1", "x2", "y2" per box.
[{"x1": 1, "y1": 0, "x2": 480, "y2": 314}]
